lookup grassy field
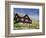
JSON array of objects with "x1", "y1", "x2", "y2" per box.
[{"x1": 13, "y1": 20, "x2": 39, "y2": 30}]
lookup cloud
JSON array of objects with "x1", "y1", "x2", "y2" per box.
[
  {"x1": 29, "y1": 15, "x2": 39, "y2": 20},
  {"x1": 18, "y1": 12, "x2": 25, "y2": 17}
]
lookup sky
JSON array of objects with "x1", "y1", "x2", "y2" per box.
[{"x1": 14, "y1": 8, "x2": 39, "y2": 20}]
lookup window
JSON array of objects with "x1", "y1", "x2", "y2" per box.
[
  {"x1": 26, "y1": 16, "x2": 28, "y2": 18},
  {"x1": 25, "y1": 19, "x2": 28, "y2": 22},
  {"x1": 16, "y1": 16, "x2": 17, "y2": 18},
  {"x1": 21, "y1": 18, "x2": 24, "y2": 21},
  {"x1": 17, "y1": 18, "x2": 19, "y2": 21}
]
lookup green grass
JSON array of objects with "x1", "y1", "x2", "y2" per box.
[{"x1": 13, "y1": 20, "x2": 39, "y2": 30}]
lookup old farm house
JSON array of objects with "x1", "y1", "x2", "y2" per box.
[{"x1": 14, "y1": 13, "x2": 32, "y2": 24}]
